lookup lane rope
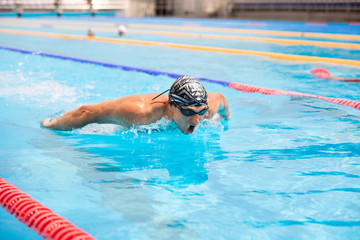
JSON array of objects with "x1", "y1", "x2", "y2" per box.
[
  {"x1": 0, "y1": 177, "x2": 95, "y2": 240},
  {"x1": 227, "y1": 82, "x2": 360, "y2": 110},
  {"x1": 1, "y1": 45, "x2": 360, "y2": 111},
  {"x1": 1, "y1": 22, "x2": 360, "y2": 50},
  {"x1": 1, "y1": 28, "x2": 360, "y2": 67},
  {"x1": 3, "y1": 18, "x2": 360, "y2": 41}
]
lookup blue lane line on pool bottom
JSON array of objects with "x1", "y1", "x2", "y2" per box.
[{"x1": 0, "y1": 45, "x2": 232, "y2": 87}]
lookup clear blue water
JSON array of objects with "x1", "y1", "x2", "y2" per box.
[{"x1": 0, "y1": 16, "x2": 360, "y2": 240}]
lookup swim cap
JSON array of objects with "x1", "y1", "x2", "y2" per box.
[
  {"x1": 311, "y1": 68, "x2": 331, "y2": 79},
  {"x1": 169, "y1": 76, "x2": 207, "y2": 107},
  {"x1": 118, "y1": 25, "x2": 127, "y2": 33}
]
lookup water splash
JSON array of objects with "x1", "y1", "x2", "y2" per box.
[
  {"x1": 74, "y1": 117, "x2": 225, "y2": 136},
  {"x1": 0, "y1": 69, "x2": 78, "y2": 105},
  {"x1": 75, "y1": 118, "x2": 175, "y2": 136}
]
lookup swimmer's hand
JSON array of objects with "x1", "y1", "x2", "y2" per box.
[
  {"x1": 212, "y1": 113, "x2": 222, "y2": 121},
  {"x1": 212, "y1": 112, "x2": 230, "y2": 121},
  {"x1": 40, "y1": 118, "x2": 52, "y2": 128}
]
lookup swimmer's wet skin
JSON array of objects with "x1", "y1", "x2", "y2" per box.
[
  {"x1": 165, "y1": 76, "x2": 210, "y2": 134},
  {"x1": 41, "y1": 76, "x2": 230, "y2": 134}
]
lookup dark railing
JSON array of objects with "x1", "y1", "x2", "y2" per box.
[
  {"x1": 0, "y1": 0, "x2": 129, "y2": 13},
  {"x1": 231, "y1": 0, "x2": 360, "y2": 21},
  {"x1": 233, "y1": 1, "x2": 360, "y2": 12}
]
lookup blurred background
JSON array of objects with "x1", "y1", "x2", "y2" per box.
[{"x1": 0, "y1": 0, "x2": 359, "y2": 22}]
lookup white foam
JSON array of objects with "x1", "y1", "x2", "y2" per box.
[
  {"x1": 0, "y1": 69, "x2": 77, "y2": 105},
  {"x1": 199, "y1": 117, "x2": 225, "y2": 132},
  {"x1": 0, "y1": 80, "x2": 77, "y2": 104},
  {"x1": 73, "y1": 117, "x2": 226, "y2": 136},
  {"x1": 75, "y1": 118, "x2": 174, "y2": 136},
  {"x1": 125, "y1": 118, "x2": 174, "y2": 135},
  {"x1": 77, "y1": 123, "x2": 124, "y2": 135}
]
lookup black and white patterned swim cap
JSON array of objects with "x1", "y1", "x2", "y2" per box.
[{"x1": 169, "y1": 76, "x2": 208, "y2": 107}]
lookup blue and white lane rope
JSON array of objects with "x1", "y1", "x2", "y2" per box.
[{"x1": 1, "y1": 45, "x2": 360, "y2": 111}]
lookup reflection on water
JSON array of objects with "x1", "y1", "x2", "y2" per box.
[
  {"x1": 242, "y1": 142, "x2": 360, "y2": 162},
  {"x1": 32, "y1": 120, "x2": 228, "y2": 239},
  {"x1": 75, "y1": 124, "x2": 222, "y2": 187},
  {"x1": 2, "y1": 24, "x2": 360, "y2": 239}
]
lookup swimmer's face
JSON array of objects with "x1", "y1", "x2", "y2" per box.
[{"x1": 171, "y1": 105, "x2": 208, "y2": 134}]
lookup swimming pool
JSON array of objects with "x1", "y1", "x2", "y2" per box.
[{"x1": 0, "y1": 15, "x2": 360, "y2": 239}]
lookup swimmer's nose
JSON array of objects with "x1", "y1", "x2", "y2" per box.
[{"x1": 189, "y1": 115, "x2": 201, "y2": 125}]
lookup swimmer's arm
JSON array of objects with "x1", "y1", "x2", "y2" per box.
[
  {"x1": 41, "y1": 95, "x2": 164, "y2": 130},
  {"x1": 219, "y1": 93, "x2": 230, "y2": 119},
  {"x1": 329, "y1": 76, "x2": 360, "y2": 82},
  {"x1": 40, "y1": 98, "x2": 127, "y2": 130},
  {"x1": 40, "y1": 103, "x2": 106, "y2": 130},
  {"x1": 328, "y1": 76, "x2": 347, "y2": 81},
  {"x1": 214, "y1": 92, "x2": 230, "y2": 119}
]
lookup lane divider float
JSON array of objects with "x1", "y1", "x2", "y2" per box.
[
  {"x1": 3, "y1": 18, "x2": 360, "y2": 41},
  {"x1": 1, "y1": 22, "x2": 360, "y2": 50},
  {"x1": 1, "y1": 45, "x2": 360, "y2": 111},
  {"x1": 227, "y1": 82, "x2": 360, "y2": 110},
  {"x1": 127, "y1": 23, "x2": 360, "y2": 42},
  {"x1": 0, "y1": 177, "x2": 95, "y2": 240},
  {"x1": 1, "y1": 28, "x2": 360, "y2": 67}
]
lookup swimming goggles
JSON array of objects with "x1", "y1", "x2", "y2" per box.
[{"x1": 179, "y1": 106, "x2": 209, "y2": 116}]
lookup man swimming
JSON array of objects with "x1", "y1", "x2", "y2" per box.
[
  {"x1": 41, "y1": 76, "x2": 230, "y2": 134},
  {"x1": 311, "y1": 68, "x2": 360, "y2": 83}
]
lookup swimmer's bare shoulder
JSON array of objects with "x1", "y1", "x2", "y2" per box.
[
  {"x1": 90, "y1": 93, "x2": 166, "y2": 126},
  {"x1": 207, "y1": 92, "x2": 230, "y2": 120},
  {"x1": 41, "y1": 94, "x2": 169, "y2": 130}
]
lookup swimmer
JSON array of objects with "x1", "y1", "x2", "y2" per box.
[
  {"x1": 57, "y1": 9, "x2": 62, "y2": 17},
  {"x1": 118, "y1": 25, "x2": 127, "y2": 37},
  {"x1": 41, "y1": 76, "x2": 230, "y2": 134},
  {"x1": 311, "y1": 68, "x2": 360, "y2": 82},
  {"x1": 87, "y1": 28, "x2": 95, "y2": 37}
]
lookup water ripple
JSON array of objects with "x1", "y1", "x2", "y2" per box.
[
  {"x1": 246, "y1": 187, "x2": 360, "y2": 196},
  {"x1": 298, "y1": 171, "x2": 360, "y2": 178},
  {"x1": 245, "y1": 219, "x2": 360, "y2": 228}
]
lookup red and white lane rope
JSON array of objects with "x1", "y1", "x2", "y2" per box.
[
  {"x1": 0, "y1": 177, "x2": 95, "y2": 240},
  {"x1": 2, "y1": 45, "x2": 360, "y2": 111},
  {"x1": 228, "y1": 82, "x2": 360, "y2": 110}
]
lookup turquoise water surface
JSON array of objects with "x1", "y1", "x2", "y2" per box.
[{"x1": 0, "y1": 16, "x2": 360, "y2": 240}]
